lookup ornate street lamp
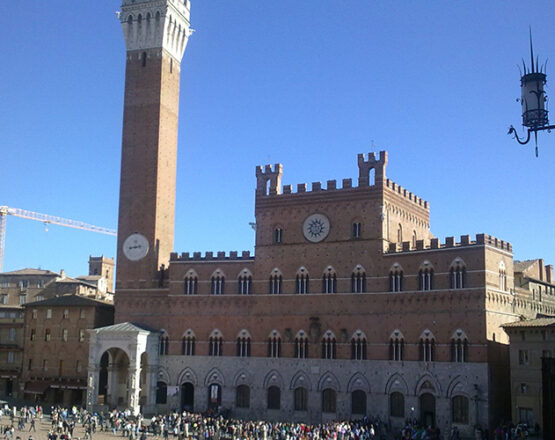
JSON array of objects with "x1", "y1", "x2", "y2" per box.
[{"x1": 508, "y1": 31, "x2": 554, "y2": 156}]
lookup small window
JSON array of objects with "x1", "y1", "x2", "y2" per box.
[
  {"x1": 80, "y1": 309, "x2": 85, "y2": 319},
  {"x1": 182, "y1": 336, "x2": 195, "y2": 356},
  {"x1": 352, "y1": 222, "x2": 362, "y2": 238},
  {"x1": 62, "y1": 329, "x2": 68, "y2": 342},
  {"x1": 236, "y1": 385, "x2": 250, "y2": 409},
  {"x1": 274, "y1": 227, "x2": 283, "y2": 244},
  {"x1": 211, "y1": 275, "x2": 225, "y2": 295},
  {"x1": 520, "y1": 383, "x2": 528, "y2": 394},
  {"x1": 36, "y1": 295, "x2": 43, "y2": 302},
  {"x1": 46, "y1": 309, "x2": 52, "y2": 319},
  {"x1": 76, "y1": 360, "x2": 82, "y2": 373},
  {"x1": 19, "y1": 295, "x2": 26, "y2": 305},
  {"x1": 44, "y1": 329, "x2": 51, "y2": 342},
  {"x1": 42, "y1": 360, "x2": 47, "y2": 372},
  {"x1": 141, "y1": 52, "x2": 147, "y2": 67},
  {"x1": 79, "y1": 329, "x2": 85, "y2": 342},
  {"x1": 32, "y1": 309, "x2": 37, "y2": 319},
  {"x1": 294, "y1": 387, "x2": 308, "y2": 412},
  {"x1": 0, "y1": 295, "x2": 7, "y2": 305},
  {"x1": 28, "y1": 359, "x2": 32, "y2": 371},
  {"x1": 7, "y1": 352, "x2": 14, "y2": 364},
  {"x1": 30, "y1": 329, "x2": 36, "y2": 341},
  {"x1": 9, "y1": 328, "x2": 16, "y2": 342},
  {"x1": 518, "y1": 349, "x2": 529, "y2": 365},
  {"x1": 63, "y1": 309, "x2": 69, "y2": 319},
  {"x1": 236, "y1": 336, "x2": 251, "y2": 357}
]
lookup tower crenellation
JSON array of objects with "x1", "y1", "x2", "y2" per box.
[
  {"x1": 358, "y1": 150, "x2": 387, "y2": 187},
  {"x1": 255, "y1": 163, "x2": 283, "y2": 196},
  {"x1": 120, "y1": 0, "x2": 192, "y2": 62}
]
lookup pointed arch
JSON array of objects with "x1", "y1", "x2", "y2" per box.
[
  {"x1": 210, "y1": 269, "x2": 225, "y2": 295},
  {"x1": 208, "y1": 329, "x2": 223, "y2": 356},
  {"x1": 294, "y1": 329, "x2": 309, "y2": 358},
  {"x1": 177, "y1": 367, "x2": 198, "y2": 386},
  {"x1": 499, "y1": 261, "x2": 507, "y2": 291},
  {"x1": 351, "y1": 329, "x2": 367, "y2": 360},
  {"x1": 290, "y1": 370, "x2": 312, "y2": 391},
  {"x1": 181, "y1": 329, "x2": 196, "y2": 356},
  {"x1": 419, "y1": 329, "x2": 435, "y2": 362},
  {"x1": 233, "y1": 369, "x2": 252, "y2": 387},
  {"x1": 351, "y1": 264, "x2": 367, "y2": 293},
  {"x1": 385, "y1": 373, "x2": 409, "y2": 395},
  {"x1": 322, "y1": 265, "x2": 337, "y2": 293},
  {"x1": 204, "y1": 367, "x2": 225, "y2": 387},
  {"x1": 389, "y1": 263, "x2": 404, "y2": 292},
  {"x1": 451, "y1": 329, "x2": 469, "y2": 362},
  {"x1": 321, "y1": 330, "x2": 337, "y2": 359},
  {"x1": 236, "y1": 329, "x2": 251, "y2": 357},
  {"x1": 296, "y1": 266, "x2": 309, "y2": 294},
  {"x1": 446, "y1": 376, "x2": 471, "y2": 398},
  {"x1": 184, "y1": 269, "x2": 198, "y2": 295},
  {"x1": 159, "y1": 329, "x2": 169, "y2": 356},
  {"x1": 269, "y1": 268, "x2": 283, "y2": 295},
  {"x1": 415, "y1": 374, "x2": 441, "y2": 396},
  {"x1": 157, "y1": 366, "x2": 170, "y2": 385},
  {"x1": 347, "y1": 372, "x2": 370, "y2": 393},
  {"x1": 237, "y1": 268, "x2": 253, "y2": 295},
  {"x1": 317, "y1": 371, "x2": 340, "y2": 392},
  {"x1": 389, "y1": 329, "x2": 405, "y2": 361},
  {"x1": 267, "y1": 330, "x2": 282, "y2": 358},
  {"x1": 263, "y1": 369, "x2": 284, "y2": 390},
  {"x1": 450, "y1": 258, "x2": 467, "y2": 289}
]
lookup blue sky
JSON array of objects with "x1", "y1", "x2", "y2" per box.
[{"x1": 2, "y1": 1, "x2": 555, "y2": 277}]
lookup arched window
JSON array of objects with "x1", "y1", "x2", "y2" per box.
[
  {"x1": 351, "y1": 390, "x2": 367, "y2": 415},
  {"x1": 499, "y1": 261, "x2": 507, "y2": 291},
  {"x1": 390, "y1": 392, "x2": 405, "y2": 417},
  {"x1": 322, "y1": 388, "x2": 336, "y2": 413},
  {"x1": 452, "y1": 395, "x2": 469, "y2": 424},
  {"x1": 451, "y1": 329, "x2": 468, "y2": 363},
  {"x1": 211, "y1": 271, "x2": 225, "y2": 295},
  {"x1": 397, "y1": 224, "x2": 403, "y2": 243},
  {"x1": 208, "y1": 330, "x2": 223, "y2": 356},
  {"x1": 351, "y1": 265, "x2": 366, "y2": 293},
  {"x1": 156, "y1": 381, "x2": 167, "y2": 404},
  {"x1": 267, "y1": 386, "x2": 280, "y2": 410},
  {"x1": 155, "y1": 11, "x2": 161, "y2": 20},
  {"x1": 236, "y1": 330, "x2": 251, "y2": 357},
  {"x1": 159, "y1": 333, "x2": 169, "y2": 355},
  {"x1": 351, "y1": 330, "x2": 367, "y2": 360},
  {"x1": 137, "y1": 13, "x2": 142, "y2": 23},
  {"x1": 390, "y1": 264, "x2": 403, "y2": 292},
  {"x1": 269, "y1": 269, "x2": 282, "y2": 294},
  {"x1": 236, "y1": 385, "x2": 250, "y2": 409},
  {"x1": 184, "y1": 271, "x2": 198, "y2": 295},
  {"x1": 294, "y1": 387, "x2": 308, "y2": 411},
  {"x1": 419, "y1": 330, "x2": 435, "y2": 362},
  {"x1": 418, "y1": 262, "x2": 434, "y2": 291},
  {"x1": 237, "y1": 270, "x2": 252, "y2": 295},
  {"x1": 127, "y1": 15, "x2": 133, "y2": 24},
  {"x1": 321, "y1": 330, "x2": 336, "y2": 359},
  {"x1": 389, "y1": 330, "x2": 404, "y2": 361},
  {"x1": 267, "y1": 331, "x2": 281, "y2": 358},
  {"x1": 450, "y1": 259, "x2": 466, "y2": 289},
  {"x1": 322, "y1": 266, "x2": 337, "y2": 294},
  {"x1": 296, "y1": 267, "x2": 309, "y2": 294},
  {"x1": 274, "y1": 227, "x2": 283, "y2": 244},
  {"x1": 295, "y1": 330, "x2": 309, "y2": 359},
  {"x1": 141, "y1": 51, "x2": 147, "y2": 67},
  {"x1": 181, "y1": 330, "x2": 195, "y2": 356},
  {"x1": 352, "y1": 222, "x2": 362, "y2": 238}
]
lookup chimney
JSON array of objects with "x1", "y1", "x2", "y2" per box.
[
  {"x1": 546, "y1": 265, "x2": 553, "y2": 284},
  {"x1": 60, "y1": 269, "x2": 66, "y2": 279},
  {"x1": 539, "y1": 259, "x2": 544, "y2": 281}
]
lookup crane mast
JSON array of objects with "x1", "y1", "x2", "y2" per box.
[{"x1": 0, "y1": 206, "x2": 116, "y2": 272}]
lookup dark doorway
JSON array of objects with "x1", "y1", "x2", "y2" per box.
[
  {"x1": 207, "y1": 383, "x2": 221, "y2": 409},
  {"x1": 420, "y1": 393, "x2": 436, "y2": 427},
  {"x1": 351, "y1": 390, "x2": 367, "y2": 415},
  {"x1": 98, "y1": 352, "x2": 109, "y2": 402},
  {"x1": 181, "y1": 382, "x2": 194, "y2": 411},
  {"x1": 6, "y1": 379, "x2": 13, "y2": 397}
]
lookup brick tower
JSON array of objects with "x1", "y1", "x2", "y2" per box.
[{"x1": 116, "y1": 0, "x2": 192, "y2": 289}]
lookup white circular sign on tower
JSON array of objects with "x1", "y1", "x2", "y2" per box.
[
  {"x1": 302, "y1": 213, "x2": 331, "y2": 243},
  {"x1": 122, "y1": 233, "x2": 149, "y2": 261}
]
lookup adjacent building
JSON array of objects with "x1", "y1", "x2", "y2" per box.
[{"x1": 22, "y1": 295, "x2": 114, "y2": 406}]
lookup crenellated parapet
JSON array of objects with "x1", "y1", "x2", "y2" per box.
[
  {"x1": 385, "y1": 233, "x2": 512, "y2": 254},
  {"x1": 384, "y1": 179, "x2": 429, "y2": 210},
  {"x1": 170, "y1": 250, "x2": 254, "y2": 262},
  {"x1": 255, "y1": 164, "x2": 283, "y2": 196},
  {"x1": 120, "y1": 0, "x2": 193, "y2": 62}
]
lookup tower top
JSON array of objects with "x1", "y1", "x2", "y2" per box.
[{"x1": 120, "y1": 0, "x2": 192, "y2": 62}]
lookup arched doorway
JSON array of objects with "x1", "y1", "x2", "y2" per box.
[
  {"x1": 98, "y1": 352, "x2": 109, "y2": 404},
  {"x1": 102, "y1": 348, "x2": 130, "y2": 408},
  {"x1": 420, "y1": 393, "x2": 436, "y2": 427},
  {"x1": 207, "y1": 383, "x2": 221, "y2": 410},
  {"x1": 181, "y1": 382, "x2": 194, "y2": 411},
  {"x1": 351, "y1": 390, "x2": 367, "y2": 415}
]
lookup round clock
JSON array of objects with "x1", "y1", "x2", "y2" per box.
[
  {"x1": 302, "y1": 213, "x2": 330, "y2": 243},
  {"x1": 122, "y1": 233, "x2": 149, "y2": 261}
]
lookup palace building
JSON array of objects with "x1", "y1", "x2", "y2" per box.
[{"x1": 86, "y1": 0, "x2": 555, "y2": 436}]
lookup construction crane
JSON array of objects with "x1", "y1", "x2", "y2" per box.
[{"x1": 0, "y1": 206, "x2": 117, "y2": 272}]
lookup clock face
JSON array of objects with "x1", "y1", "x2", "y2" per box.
[
  {"x1": 302, "y1": 213, "x2": 330, "y2": 243},
  {"x1": 122, "y1": 233, "x2": 149, "y2": 261}
]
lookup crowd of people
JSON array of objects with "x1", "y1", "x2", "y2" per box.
[{"x1": 0, "y1": 404, "x2": 540, "y2": 440}]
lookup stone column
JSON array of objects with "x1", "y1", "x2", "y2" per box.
[
  {"x1": 86, "y1": 365, "x2": 99, "y2": 412},
  {"x1": 106, "y1": 364, "x2": 117, "y2": 407},
  {"x1": 127, "y1": 367, "x2": 142, "y2": 415},
  {"x1": 146, "y1": 366, "x2": 158, "y2": 406}
]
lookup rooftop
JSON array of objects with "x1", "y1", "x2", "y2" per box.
[
  {"x1": 24, "y1": 294, "x2": 113, "y2": 308},
  {"x1": 502, "y1": 317, "x2": 555, "y2": 329}
]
